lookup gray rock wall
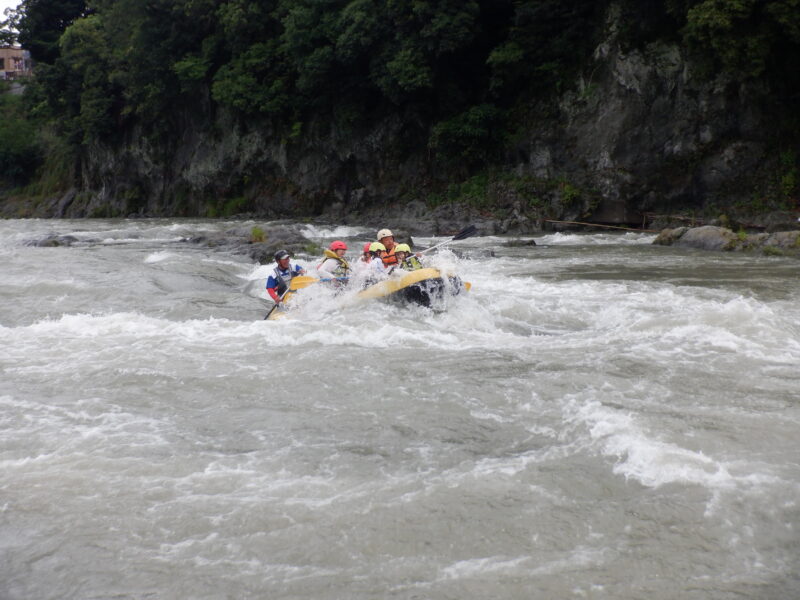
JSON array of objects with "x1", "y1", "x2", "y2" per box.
[{"x1": 521, "y1": 5, "x2": 773, "y2": 224}]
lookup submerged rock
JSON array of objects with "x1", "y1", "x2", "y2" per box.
[
  {"x1": 26, "y1": 234, "x2": 80, "y2": 247},
  {"x1": 451, "y1": 248, "x2": 496, "y2": 259}
]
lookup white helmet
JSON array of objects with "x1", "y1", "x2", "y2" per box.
[{"x1": 377, "y1": 228, "x2": 393, "y2": 240}]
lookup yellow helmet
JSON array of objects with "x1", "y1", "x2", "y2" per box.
[
  {"x1": 369, "y1": 241, "x2": 386, "y2": 253},
  {"x1": 377, "y1": 228, "x2": 393, "y2": 240},
  {"x1": 394, "y1": 243, "x2": 411, "y2": 253}
]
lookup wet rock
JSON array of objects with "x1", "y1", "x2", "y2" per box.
[
  {"x1": 503, "y1": 239, "x2": 538, "y2": 247},
  {"x1": 653, "y1": 225, "x2": 800, "y2": 256},
  {"x1": 451, "y1": 248, "x2": 496, "y2": 259},
  {"x1": 181, "y1": 223, "x2": 313, "y2": 264},
  {"x1": 242, "y1": 239, "x2": 316, "y2": 264},
  {"x1": 55, "y1": 189, "x2": 77, "y2": 218},
  {"x1": 763, "y1": 230, "x2": 800, "y2": 250},
  {"x1": 754, "y1": 211, "x2": 800, "y2": 233},
  {"x1": 26, "y1": 234, "x2": 79, "y2": 247},
  {"x1": 670, "y1": 226, "x2": 737, "y2": 251},
  {"x1": 652, "y1": 227, "x2": 689, "y2": 245}
]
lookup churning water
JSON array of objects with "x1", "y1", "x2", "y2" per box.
[{"x1": 1, "y1": 219, "x2": 799, "y2": 599}]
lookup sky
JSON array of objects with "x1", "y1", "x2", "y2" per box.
[{"x1": 2, "y1": 0, "x2": 19, "y2": 18}]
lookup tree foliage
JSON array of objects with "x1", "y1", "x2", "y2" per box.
[
  {"x1": 682, "y1": 0, "x2": 800, "y2": 79},
  {"x1": 13, "y1": 0, "x2": 91, "y2": 63},
  {"x1": 0, "y1": 91, "x2": 41, "y2": 185},
  {"x1": 7, "y1": 0, "x2": 800, "y2": 169}
]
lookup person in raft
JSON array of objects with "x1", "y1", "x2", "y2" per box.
[
  {"x1": 376, "y1": 228, "x2": 399, "y2": 268},
  {"x1": 368, "y1": 242, "x2": 388, "y2": 274},
  {"x1": 353, "y1": 242, "x2": 374, "y2": 271},
  {"x1": 358, "y1": 242, "x2": 388, "y2": 281},
  {"x1": 359, "y1": 242, "x2": 372, "y2": 265},
  {"x1": 394, "y1": 243, "x2": 423, "y2": 271},
  {"x1": 352, "y1": 242, "x2": 381, "y2": 283},
  {"x1": 317, "y1": 240, "x2": 350, "y2": 283},
  {"x1": 266, "y1": 249, "x2": 306, "y2": 305}
]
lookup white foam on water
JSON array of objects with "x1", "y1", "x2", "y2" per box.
[
  {"x1": 144, "y1": 251, "x2": 177, "y2": 264},
  {"x1": 99, "y1": 236, "x2": 185, "y2": 245},
  {"x1": 203, "y1": 257, "x2": 249, "y2": 268},
  {"x1": 0, "y1": 394, "x2": 175, "y2": 477},
  {"x1": 300, "y1": 224, "x2": 370, "y2": 239},
  {"x1": 439, "y1": 555, "x2": 531, "y2": 579},
  {"x1": 438, "y1": 546, "x2": 608, "y2": 582},
  {"x1": 1, "y1": 306, "x2": 514, "y2": 361},
  {"x1": 166, "y1": 222, "x2": 219, "y2": 233},
  {"x1": 537, "y1": 231, "x2": 657, "y2": 246},
  {"x1": 560, "y1": 395, "x2": 795, "y2": 505}
]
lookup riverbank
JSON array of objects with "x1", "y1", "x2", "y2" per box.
[{"x1": 8, "y1": 190, "x2": 800, "y2": 261}]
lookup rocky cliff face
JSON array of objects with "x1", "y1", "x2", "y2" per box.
[
  {"x1": 543, "y1": 8, "x2": 774, "y2": 225},
  {"x1": 42, "y1": 4, "x2": 791, "y2": 228}
]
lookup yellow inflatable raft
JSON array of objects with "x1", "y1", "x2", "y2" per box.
[{"x1": 356, "y1": 268, "x2": 469, "y2": 307}]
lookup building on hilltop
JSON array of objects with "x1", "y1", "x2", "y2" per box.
[{"x1": 0, "y1": 45, "x2": 33, "y2": 80}]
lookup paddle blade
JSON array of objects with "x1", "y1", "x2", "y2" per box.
[
  {"x1": 452, "y1": 224, "x2": 478, "y2": 241},
  {"x1": 288, "y1": 275, "x2": 319, "y2": 291}
]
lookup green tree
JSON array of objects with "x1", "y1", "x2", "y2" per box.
[
  {"x1": 487, "y1": 0, "x2": 603, "y2": 95},
  {"x1": 663, "y1": 0, "x2": 800, "y2": 81},
  {"x1": 58, "y1": 14, "x2": 115, "y2": 142},
  {"x1": 0, "y1": 93, "x2": 41, "y2": 185},
  {"x1": 1, "y1": 5, "x2": 21, "y2": 45},
  {"x1": 15, "y1": 0, "x2": 89, "y2": 63}
]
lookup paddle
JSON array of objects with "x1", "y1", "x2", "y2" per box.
[
  {"x1": 263, "y1": 275, "x2": 319, "y2": 320},
  {"x1": 418, "y1": 224, "x2": 478, "y2": 255}
]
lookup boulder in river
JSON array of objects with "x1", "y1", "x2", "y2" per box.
[
  {"x1": 674, "y1": 226, "x2": 740, "y2": 251},
  {"x1": 762, "y1": 230, "x2": 800, "y2": 250},
  {"x1": 181, "y1": 223, "x2": 314, "y2": 263},
  {"x1": 653, "y1": 225, "x2": 800, "y2": 255}
]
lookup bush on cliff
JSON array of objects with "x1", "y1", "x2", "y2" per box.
[{"x1": 0, "y1": 91, "x2": 41, "y2": 187}]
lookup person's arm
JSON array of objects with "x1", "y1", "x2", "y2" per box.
[
  {"x1": 266, "y1": 275, "x2": 280, "y2": 302},
  {"x1": 294, "y1": 264, "x2": 306, "y2": 276},
  {"x1": 317, "y1": 258, "x2": 337, "y2": 279}
]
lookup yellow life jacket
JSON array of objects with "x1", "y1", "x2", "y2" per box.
[
  {"x1": 319, "y1": 249, "x2": 350, "y2": 276},
  {"x1": 400, "y1": 255, "x2": 423, "y2": 271}
]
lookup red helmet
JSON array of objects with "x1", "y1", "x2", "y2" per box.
[
  {"x1": 329, "y1": 240, "x2": 347, "y2": 251},
  {"x1": 363, "y1": 242, "x2": 371, "y2": 253}
]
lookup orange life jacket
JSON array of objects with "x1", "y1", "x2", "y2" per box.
[{"x1": 380, "y1": 246, "x2": 398, "y2": 267}]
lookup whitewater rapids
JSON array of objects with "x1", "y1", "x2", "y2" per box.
[{"x1": 1, "y1": 219, "x2": 798, "y2": 599}]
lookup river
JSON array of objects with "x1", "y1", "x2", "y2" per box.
[{"x1": 1, "y1": 218, "x2": 798, "y2": 599}]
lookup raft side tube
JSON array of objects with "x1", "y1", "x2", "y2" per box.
[{"x1": 357, "y1": 268, "x2": 467, "y2": 306}]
